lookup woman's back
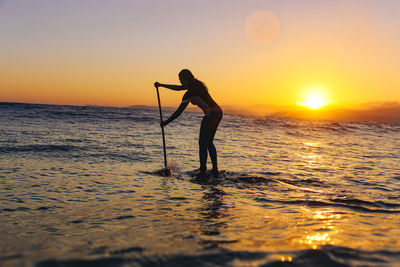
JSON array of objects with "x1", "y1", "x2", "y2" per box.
[{"x1": 182, "y1": 80, "x2": 219, "y2": 115}]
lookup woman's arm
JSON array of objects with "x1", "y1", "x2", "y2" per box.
[
  {"x1": 154, "y1": 82, "x2": 185, "y2": 91},
  {"x1": 161, "y1": 101, "x2": 189, "y2": 127}
]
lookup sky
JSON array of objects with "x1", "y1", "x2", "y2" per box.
[{"x1": 1, "y1": 0, "x2": 400, "y2": 121}]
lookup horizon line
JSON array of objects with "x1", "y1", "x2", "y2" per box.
[{"x1": 1, "y1": 100, "x2": 399, "y2": 124}]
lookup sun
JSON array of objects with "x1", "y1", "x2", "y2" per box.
[
  {"x1": 302, "y1": 92, "x2": 327, "y2": 109},
  {"x1": 297, "y1": 88, "x2": 329, "y2": 110}
]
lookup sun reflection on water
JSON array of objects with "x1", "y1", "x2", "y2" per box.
[
  {"x1": 297, "y1": 141, "x2": 325, "y2": 169},
  {"x1": 297, "y1": 209, "x2": 340, "y2": 249},
  {"x1": 281, "y1": 256, "x2": 293, "y2": 262},
  {"x1": 304, "y1": 142, "x2": 319, "y2": 147}
]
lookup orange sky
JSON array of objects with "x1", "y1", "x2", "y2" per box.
[{"x1": 1, "y1": 0, "x2": 400, "y2": 121}]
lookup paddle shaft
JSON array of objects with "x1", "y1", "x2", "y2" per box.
[{"x1": 155, "y1": 86, "x2": 168, "y2": 169}]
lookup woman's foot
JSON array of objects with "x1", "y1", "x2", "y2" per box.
[
  {"x1": 212, "y1": 168, "x2": 219, "y2": 178},
  {"x1": 196, "y1": 167, "x2": 207, "y2": 180}
]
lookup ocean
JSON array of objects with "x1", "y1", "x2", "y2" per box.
[{"x1": 1, "y1": 102, "x2": 400, "y2": 267}]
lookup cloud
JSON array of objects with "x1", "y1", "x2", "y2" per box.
[{"x1": 333, "y1": 101, "x2": 400, "y2": 123}]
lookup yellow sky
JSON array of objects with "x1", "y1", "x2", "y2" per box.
[{"x1": 1, "y1": 0, "x2": 400, "y2": 120}]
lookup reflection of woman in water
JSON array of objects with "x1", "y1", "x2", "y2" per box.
[{"x1": 155, "y1": 69, "x2": 223, "y2": 178}]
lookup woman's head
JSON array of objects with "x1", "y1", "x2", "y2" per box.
[{"x1": 178, "y1": 69, "x2": 195, "y2": 86}]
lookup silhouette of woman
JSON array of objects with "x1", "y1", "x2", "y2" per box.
[{"x1": 155, "y1": 69, "x2": 223, "y2": 178}]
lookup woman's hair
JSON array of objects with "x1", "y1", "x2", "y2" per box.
[{"x1": 179, "y1": 69, "x2": 208, "y2": 91}]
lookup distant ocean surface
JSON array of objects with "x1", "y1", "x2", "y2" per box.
[{"x1": 1, "y1": 102, "x2": 400, "y2": 267}]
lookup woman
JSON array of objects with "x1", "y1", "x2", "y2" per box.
[{"x1": 154, "y1": 69, "x2": 223, "y2": 178}]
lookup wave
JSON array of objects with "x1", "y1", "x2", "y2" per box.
[
  {"x1": 176, "y1": 170, "x2": 400, "y2": 214},
  {"x1": 0, "y1": 143, "x2": 150, "y2": 162},
  {"x1": 0, "y1": 144, "x2": 79, "y2": 153},
  {"x1": 331, "y1": 198, "x2": 400, "y2": 209},
  {"x1": 1, "y1": 102, "x2": 158, "y2": 123},
  {"x1": 254, "y1": 115, "x2": 400, "y2": 134},
  {"x1": 0, "y1": 206, "x2": 60, "y2": 213},
  {"x1": 254, "y1": 197, "x2": 400, "y2": 214},
  {"x1": 33, "y1": 246, "x2": 400, "y2": 267}
]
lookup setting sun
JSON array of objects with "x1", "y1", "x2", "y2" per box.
[
  {"x1": 301, "y1": 92, "x2": 327, "y2": 109},
  {"x1": 297, "y1": 87, "x2": 330, "y2": 110}
]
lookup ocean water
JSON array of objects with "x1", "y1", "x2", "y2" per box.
[{"x1": 1, "y1": 102, "x2": 400, "y2": 267}]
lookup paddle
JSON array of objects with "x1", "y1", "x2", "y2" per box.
[{"x1": 155, "y1": 85, "x2": 171, "y2": 176}]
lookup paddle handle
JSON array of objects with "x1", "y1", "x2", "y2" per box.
[{"x1": 155, "y1": 86, "x2": 168, "y2": 168}]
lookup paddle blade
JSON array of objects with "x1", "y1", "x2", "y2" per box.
[{"x1": 153, "y1": 167, "x2": 171, "y2": 177}]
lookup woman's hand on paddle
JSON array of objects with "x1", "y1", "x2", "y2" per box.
[
  {"x1": 160, "y1": 120, "x2": 168, "y2": 127},
  {"x1": 154, "y1": 82, "x2": 160, "y2": 88}
]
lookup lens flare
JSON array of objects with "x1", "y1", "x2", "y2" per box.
[{"x1": 245, "y1": 10, "x2": 280, "y2": 45}]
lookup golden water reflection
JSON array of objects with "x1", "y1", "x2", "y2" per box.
[
  {"x1": 296, "y1": 141, "x2": 326, "y2": 170},
  {"x1": 224, "y1": 197, "x2": 346, "y2": 253},
  {"x1": 296, "y1": 208, "x2": 340, "y2": 249}
]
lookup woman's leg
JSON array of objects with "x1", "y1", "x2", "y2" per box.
[
  {"x1": 199, "y1": 117, "x2": 209, "y2": 172},
  {"x1": 207, "y1": 127, "x2": 218, "y2": 170},
  {"x1": 199, "y1": 111, "x2": 222, "y2": 175},
  {"x1": 207, "y1": 111, "x2": 222, "y2": 172}
]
